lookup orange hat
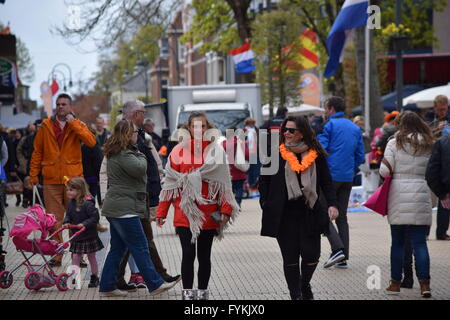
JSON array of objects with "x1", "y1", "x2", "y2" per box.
[{"x1": 384, "y1": 111, "x2": 399, "y2": 123}]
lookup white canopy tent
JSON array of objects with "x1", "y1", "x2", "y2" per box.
[
  {"x1": 402, "y1": 83, "x2": 450, "y2": 109},
  {"x1": 262, "y1": 104, "x2": 325, "y2": 119}
]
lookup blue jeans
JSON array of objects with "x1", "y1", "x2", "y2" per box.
[
  {"x1": 390, "y1": 225, "x2": 430, "y2": 282},
  {"x1": 99, "y1": 217, "x2": 164, "y2": 292}
]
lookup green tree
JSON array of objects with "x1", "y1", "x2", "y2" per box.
[
  {"x1": 180, "y1": 0, "x2": 239, "y2": 55},
  {"x1": 379, "y1": 0, "x2": 447, "y2": 49},
  {"x1": 252, "y1": 10, "x2": 304, "y2": 109}
]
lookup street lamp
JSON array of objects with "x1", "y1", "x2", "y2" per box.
[
  {"x1": 136, "y1": 57, "x2": 150, "y2": 103},
  {"x1": 50, "y1": 63, "x2": 73, "y2": 89},
  {"x1": 48, "y1": 70, "x2": 68, "y2": 91}
]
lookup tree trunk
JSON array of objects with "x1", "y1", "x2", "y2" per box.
[
  {"x1": 226, "y1": 0, "x2": 253, "y2": 83},
  {"x1": 355, "y1": 26, "x2": 384, "y2": 136}
]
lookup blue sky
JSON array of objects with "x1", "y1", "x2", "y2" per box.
[{"x1": 0, "y1": 0, "x2": 99, "y2": 104}]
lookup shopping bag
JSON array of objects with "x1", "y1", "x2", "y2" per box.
[{"x1": 364, "y1": 159, "x2": 393, "y2": 216}]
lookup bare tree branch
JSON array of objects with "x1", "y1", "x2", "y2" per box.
[{"x1": 52, "y1": 0, "x2": 182, "y2": 51}]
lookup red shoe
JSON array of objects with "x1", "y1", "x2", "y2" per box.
[
  {"x1": 128, "y1": 273, "x2": 138, "y2": 287},
  {"x1": 134, "y1": 274, "x2": 147, "y2": 289}
]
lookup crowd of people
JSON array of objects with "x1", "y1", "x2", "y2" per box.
[{"x1": 0, "y1": 91, "x2": 448, "y2": 300}]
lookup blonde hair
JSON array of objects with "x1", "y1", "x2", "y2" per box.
[
  {"x1": 434, "y1": 95, "x2": 448, "y2": 107},
  {"x1": 353, "y1": 116, "x2": 364, "y2": 125},
  {"x1": 66, "y1": 177, "x2": 91, "y2": 204}
]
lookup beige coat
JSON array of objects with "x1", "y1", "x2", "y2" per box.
[{"x1": 380, "y1": 137, "x2": 432, "y2": 225}]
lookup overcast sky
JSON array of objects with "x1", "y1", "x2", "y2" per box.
[{"x1": 0, "y1": 0, "x2": 99, "y2": 104}]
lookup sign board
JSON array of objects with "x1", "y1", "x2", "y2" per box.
[{"x1": 0, "y1": 35, "x2": 17, "y2": 105}]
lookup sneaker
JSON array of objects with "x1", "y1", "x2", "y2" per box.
[
  {"x1": 100, "y1": 289, "x2": 128, "y2": 297},
  {"x1": 128, "y1": 273, "x2": 138, "y2": 286},
  {"x1": 301, "y1": 284, "x2": 314, "y2": 300},
  {"x1": 335, "y1": 261, "x2": 348, "y2": 269},
  {"x1": 386, "y1": 280, "x2": 401, "y2": 295},
  {"x1": 163, "y1": 274, "x2": 181, "y2": 284},
  {"x1": 88, "y1": 275, "x2": 99, "y2": 288},
  {"x1": 149, "y1": 281, "x2": 177, "y2": 296},
  {"x1": 117, "y1": 283, "x2": 138, "y2": 292},
  {"x1": 323, "y1": 250, "x2": 346, "y2": 268},
  {"x1": 134, "y1": 274, "x2": 147, "y2": 289}
]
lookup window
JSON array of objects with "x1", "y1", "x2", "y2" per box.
[{"x1": 160, "y1": 38, "x2": 169, "y2": 57}]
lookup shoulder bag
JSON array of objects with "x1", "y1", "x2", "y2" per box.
[{"x1": 364, "y1": 158, "x2": 393, "y2": 216}]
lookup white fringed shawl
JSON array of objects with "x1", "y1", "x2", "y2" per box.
[{"x1": 160, "y1": 140, "x2": 240, "y2": 242}]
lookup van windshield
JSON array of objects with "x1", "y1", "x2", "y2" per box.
[{"x1": 178, "y1": 109, "x2": 251, "y2": 134}]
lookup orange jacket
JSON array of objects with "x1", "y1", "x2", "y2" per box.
[
  {"x1": 30, "y1": 117, "x2": 96, "y2": 185},
  {"x1": 156, "y1": 140, "x2": 233, "y2": 230}
]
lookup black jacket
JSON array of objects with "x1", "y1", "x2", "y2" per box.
[
  {"x1": 259, "y1": 153, "x2": 337, "y2": 238},
  {"x1": 426, "y1": 135, "x2": 450, "y2": 199},
  {"x1": 63, "y1": 198, "x2": 100, "y2": 241},
  {"x1": 137, "y1": 129, "x2": 161, "y2": 207},
  {"x1": 82, "y1": 142, "x2": 103, "y2": 183}
]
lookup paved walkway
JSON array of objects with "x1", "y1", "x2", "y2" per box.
[{"x1": 1, "y1": 194, "x2": 449, "y2": 300}]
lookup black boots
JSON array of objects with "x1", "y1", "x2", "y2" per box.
[{"x1": 88, "y1": 274, "x2": 99, "y2": 288}]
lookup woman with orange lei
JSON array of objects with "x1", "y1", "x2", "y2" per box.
[{"x1": 259, "y1": 116, "x2": 339, "y2": 300}]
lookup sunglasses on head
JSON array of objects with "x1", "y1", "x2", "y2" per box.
[{"x1": 282, "y1": 127, "x2": 299, "y2": 134}]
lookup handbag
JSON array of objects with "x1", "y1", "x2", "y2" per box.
[
  {"x1": 5, "y1": 177, "x2": 24, "y2": 195},
  {"x1": 364, "y1": 158, "x2": 393, "y2": 216},
  {"x1": 234, "y1": 139, "x2": 249, "y2": 172}
]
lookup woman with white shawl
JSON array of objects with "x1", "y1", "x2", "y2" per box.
[{"x1": 156, "y1": 112, "x2": 239, "y2": 300}]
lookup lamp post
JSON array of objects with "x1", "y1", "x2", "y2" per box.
[
  {"x1": 51, "y1": 63, "x2": 73, "y2": 88},
  {"x1": 137, "y1": 57, "x2": 150, "y2": 103},
  {"x1": 395, "y1": 0, "x2": 403, "y2": 111},
  {"x1": 48, "y1": 70, "x2": 67, "y2": 91}
]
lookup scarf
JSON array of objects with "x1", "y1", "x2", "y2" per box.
[
  {"x1": 160, "y1": 140, "x2": 240, "y2": 242},
  {"x1": 284, "y1": 140, "x2": 318, "y2": 209}
]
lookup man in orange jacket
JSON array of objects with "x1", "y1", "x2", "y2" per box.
[{"x1": 29, "y1": 93, "x2": 96, "y2": 266}]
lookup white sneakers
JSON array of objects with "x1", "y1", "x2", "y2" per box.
[
  {"x1": 323, "y1": 250, "x2": 346, "y2": 268},
  {"x1": 149, "y1": 281, "x2": 178, "y2": 296},
  {"x1": 99, "y1": 289, "x2": 128, "y2": 297}
]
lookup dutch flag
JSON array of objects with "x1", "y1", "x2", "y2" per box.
[
  {"x1": 229, "y1": 43, "x2": 256, "y2": 74},
  {"x1": 324, "y1": 0, "x2": 369, "y2": 78}
]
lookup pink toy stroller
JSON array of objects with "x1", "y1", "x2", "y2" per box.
[{"x1": 0, "y1": 203, "x2": 85, "y2": 291}]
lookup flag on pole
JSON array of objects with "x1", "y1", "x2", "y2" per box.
[
  {"x1": 298, "y1": 29, "x2": 319, "y2": 70},
  {"x1": 229, "y1": 43, "x2": 256, "y2": 74},
  {"x1": 50, "y1": 79, "x2": 59, "y2": 96},
  {"x1": 324, "y1": 0, "x2": 369, "y2": 78},
  {"x1": 284, "y1": 28, "x2": 319, "y2": 71}
]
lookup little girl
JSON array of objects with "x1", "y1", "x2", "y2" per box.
[{"x1": 63, "y1": 177, "x2": 104, "y2": 288}]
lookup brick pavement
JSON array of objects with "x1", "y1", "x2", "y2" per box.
[{"x1": 1, "y1": 194, "x2": 449, "y2": 300}]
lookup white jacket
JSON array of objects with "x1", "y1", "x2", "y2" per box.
[{"x1": 379, "y1": 137, "x2": 432, "y2": 225}]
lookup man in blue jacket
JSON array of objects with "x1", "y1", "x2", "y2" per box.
[{"x1": 318, "y1": 96, "x2": 365, "y2": 269}]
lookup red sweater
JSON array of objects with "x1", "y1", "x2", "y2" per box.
[
  {"x1": 156, "y1": 140, "x2": 233, "y2": 230},
  {"x1": 222, "y1": 137, "x2": 249, "y2": 181}
]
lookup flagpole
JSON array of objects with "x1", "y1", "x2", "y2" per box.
[{"x1": 364, "y1": 23, "x2": 370, "y2": 134}]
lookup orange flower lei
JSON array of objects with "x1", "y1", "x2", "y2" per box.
[{"x1": 279, "y1": 144, "x2": 318, "y2": 173}]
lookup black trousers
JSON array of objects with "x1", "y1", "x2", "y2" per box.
[
  {"x1": 436, "y1": 202, "x2": 450, "y2": 238},
  {"x1": 177, "y1": 227, "x2": 216, "y2": 290},
  {"x1": 276, "y1": 200, "x2": 320, "y2": 299}
]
